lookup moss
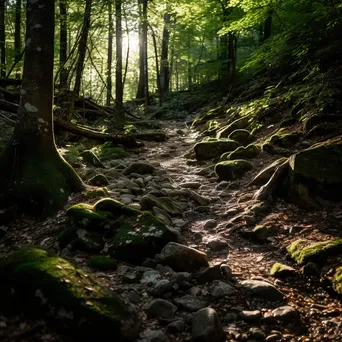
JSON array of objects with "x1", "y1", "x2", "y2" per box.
[
  {"x1": 216, "y1": 117, "x2": 251, "y2": 139},
  {"x1": 215, "y1": 159, "x2": 253, "y2": 181},
  {"x1": 88, "y1": 256, "x2": 117, "y2": 271},
  {"x1": 333, "y1": 266, "x2": 342, "y2": 295},
  {"x1": 287, "y1": 239, "x2": 342, "y2": 265},
  {"x1": 270, "y1": 262, "x2": 296, "y2": 278},
  {"x1": 88, "y1": 174, "x2": 109, "y2": 186},
  {"x1": 227, "y1": 144, "x2": 260, "y2": 160},
  {"x1": 191, "y1": 106, "x2": 226, "y2": 128},
  {"x1": 63, "y1": 144, "x2": 86, "y2": 165},
  {"x1": 93, "y1": 142, "x2": 128, "y2": 161},
  {"x1": 80, "y1": 150, "x2": 105, "y2": 168},
  {"x1": 263, "y1": 129, "x2": 301, "y2": 148},
  {"x1": 194, "y1": 140, "x2": 238, "y2": 160},
  {"x1": 94, "y1": 198, "x2": 140, "y2": 217},
  {"x1": 0, "y1": 248, "x2": 140, "y2": 340},
  {"x1": 228, "y1": 129, "x2": 253, "y2": 144},
  {"x1": 84, "y1": 187, "x2": 108, "y2": 199}
]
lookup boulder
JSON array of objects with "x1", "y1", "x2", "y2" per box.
[
  {"x1": 286, "y1": 138, "x2": 342, "y2": 209},
  {"x1": 269, "y1": 262, "x2": 296, "y2": 278},
  {"x1": 144, "y1": 299, "x2": 177, "y2": 319},
  {"x1": 88, "y1": 174, "x2": 109, "y2": 186},
  {"x1": 194, "y1": 140, "x2": 238, "y2": 160},
  {"x1": 123, "y1": 162, "x2": 155, "y2": 176},
  {"x1": 241, "y1": 279, "x2": 284, "y2": 301},
  {"x1": 0, "y1": 248, "x2": 141, "y2": 340},
  {"x1": 222, "y1": 144, "x2": 260, "y2": 161},
  {"x1": 159, "y1": 242, "x2": 209, "y2": 271},
  {"x1": 228, "y1": 129, "x2": 253, "y2": 145},
  {"x1": 286, "y1": 238, "x2": 342, "y2": 265},
  {"x1": 192, "y1": 308, "x2": 225, "y2": 342},
  {"x1": 216, "y1": 117, "x2": 251, "y2": 138},
  {"x1": 215, "y1": 160, "x2": 253, "y2": 181}
]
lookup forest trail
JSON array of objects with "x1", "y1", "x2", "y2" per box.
[{"x1": 0, "y1": 119, "x2": 341, "y2": 342}]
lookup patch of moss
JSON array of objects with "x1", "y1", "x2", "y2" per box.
[
  {"x1": 216, "y1": 117, "x2": 251, "y2": 139},
  {"x1": 191, "y1": 106, "x2": 226, "y2": 128},
  {"x1": 93, "y1": 142, "x2": 128, "y2": 161},
  {"x1": 333, "y1": 266, "x2": 342, "y2": 295},
  {"x1": 270, "y1": 262, "x2": 296, "y2": 278},
  {"x1": 84, "y1": 187, "x2": 108, "y2": 199},
  {"x1": 227, "y1": 144, "x2": 260, "y2": 160},
  {"x1": 215, "y1": 159, "x2": 253, "y2": 181},
  {"x1": 287, "y1": 239, "x2": 342, "y2": 265},
  {"x1": 63, "y1": 144, "x2": 86, "y2": 165},
  {"x1": 228, "y1": 129, "x2": 253, "y2": 144},
  {"x1": 88, "y1": 256, "x2": 117, "y2": 271},
  {"x1": 0, "y1": 248, "x2": 140, "y2": 340},
  {"x1": 94, "y1": 198, "x2": 140, "y2": 217}
]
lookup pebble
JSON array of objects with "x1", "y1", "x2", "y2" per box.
[
  {"x1": 239, "y1": 310, "x2": 262, "y2": 321},
  {"x1": 248, "y1": 327, "x2": 266, "y2": 340},
  {"x1": 167, "y1": 319, "x2": 185, "y2": 333},
  {"x1": 241, "y1": 279, "x2": 284, "y2": 301},
  {"x1": 206, "y1": 238, "x2": 228, "y2": 251},
  {"x1": 179, "y1": 182, "x2": 201, "y2": 189},
  {"x1": 272, "y1": 305, "x2": 299, "y2": 322},
  {"x1": 203, "y1": 219, "x2": 217, "y2": 229}
]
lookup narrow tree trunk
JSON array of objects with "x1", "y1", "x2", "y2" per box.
[
  {"x1": 219, "y1": 34, "x2": 229, "y2": 82},
  {"x1": 59, "y1": 0, "x2": 68, "y2": 91},
  {"x1": 0, "y1": 0, "x2": 6, "y2": 78},
  {"x1": 159, "y1": 13, "x2": 170, "y2": 98},
  {"x1": 0, "y1": 0, "x2": 84, "y2": 216},
  {"x1": 72, "y1": 0, "x2": 92, "y2": 105},
  {"x1": 136, "y1": 0, "x2": 148, "y2": 107},
  {"x1": 150, "y1": 24, "x2": 161, "y2": 104},
  {"x1": 115, "y1": 0, "x2": 124, "y2": 120},
  {"x1": 263, "y1": 15, "x2": 272, "y2": 41},
  {"x1": 106, "y1": 0, "x2": 113, "y2": 106},
  {"x1": 187, "y1": 38, "x2": 192, "y2": 90},
  {"x1": 14, "y1": 0, "x2": 21, "y2": 80}
]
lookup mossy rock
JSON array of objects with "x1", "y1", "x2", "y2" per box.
[
  {"x1": 94, "y1": 198, "x2": 140, "y2": 217},
  {"x1": 110, "y1": 212, "x2": 178, "y2": 264},
  {"x1": 140, "y1": 194, "x2": 182, "y2": 215},
  {"x1": 226, "y1": 144, "x2": 260, "y2": 161},
  {"x1": 228, "y1": 129, "x2": 253, "y2": 145},
  {"x1": 264, "y1": 129, "x2": 301, "y2": 149},
  {"x1": 203, "y1": 120, "x2": 221, "y2": 136},
  {"x1": 95, "y1": 143, "x2": 128, "y2": 161},
  {"x1": 84, "y1": 187, "x2": 109, "y2": 199},
  {"x1": 287, "y1": 239, "x2": 342, "y2": 265},
  {"x1": 287, "y1": 138, "x2": 342, "y2": 209},
  {"x1": 80, "y1": 150, "x2": 105, "y2": 168},
  {"x1": 215, "y1": 160, "x2": 253, "y2": 181},
  {"x1": 194, "y1": 140, "x2": 238, "y2": 160},
  {"x1": 333, "y1": 266, "x2": 342, "y2": 295},
  {"x1": 250, "y1": 157, "x2": 288, "y2": 186},
  {"x1": 270, "y1": 263, "x2": 296, "y2": 278},
  {"x1": 191, "y1": 106, "x2": 226, "y2": 128},
  {"x1": 88, "y1": 256, "x2": 117, "y2": 271},
  {"x1": 0, "y1": 248, "x2": 140, "y2": 340},
  {"x1": 88, "y1": 174, "x2": 109, "y2": 186},
  {"x1": 216, "y1": 117, "x2": 251, "y2": 139}
]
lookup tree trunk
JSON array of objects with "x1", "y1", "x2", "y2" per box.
[
  {"x1": 159, "y1": 13, "x2": 170, "y2": 99},
  {"x1": 0, "y1": 0, "x2": 84, "y2": 217},
  {"x1": 0, "y1": 0, "x2": 6, "y2": 78},
  {"x1": 72, "y1": 0, "x2": 92, "y2": 104},
  {"x1": 14, "y1": 0, "x2": 21, "y2": 80},
  {"x1": 263, "y1": 15, "x2": 272, "y2": 41},
  {"x1": 115, "y1": 0, "x2": 124, "y2": 120},
  {"x1": 150, "y1": 24, "x2": 161, "y2": 104},
  {"x1": 187, "y1": 37, "x2": 192, "y2": 90},
  {"x1": 219, "y1": 34, "x2": 229, "y2": 82},
  {"x1": 106, "y1": 0, "x2": 113, "y2": 106},
  {"x1": 59, "y1": 0, "x2": 68, "y2": 91},
  {"x1": 136, "y1": 0, "x2": 149, "y2": 107}
]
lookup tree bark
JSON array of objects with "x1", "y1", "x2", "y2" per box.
[
  {"x1": 59, "y1": 0, "x2": 68, "y2": 91},
  {"x1": 0, "y1": 0, "x2": 6, "y2": 78},
  {"x1": 263, "y1": 15, "x2": 272, "y2": 41},
  {"x1": 160, "y1": 13, "x2": 170, "y2": 98},
  {"x1": 14, "y1": 0, "x2": 21, "y2": 80},
  {"x1": 0, "y1": 0, "x2": 84, "y2": 217},
  {"x1": 72, "y1": 0, "x2": 92, "y2": 104},
  {"x1": 115, "y1": 0, "x2": 124, "y2": 120},
  {"x1": 150, "y1": 24, "x2": 161, "y2": 104},
  {"x1": 106, "y1": 0, "x2": 113, "y2": 106}
]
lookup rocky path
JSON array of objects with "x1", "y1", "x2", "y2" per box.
[{"x1": 0, "y1": 121, "x2": 341, "y2": 342}]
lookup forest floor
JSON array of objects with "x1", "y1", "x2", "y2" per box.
[{"x1": 0, "y1": 115, "x2": 341, "y2": 341}]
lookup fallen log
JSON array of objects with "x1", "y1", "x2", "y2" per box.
[{"x1": 54, "y1": 118, "x2": 143, "y2": 147}]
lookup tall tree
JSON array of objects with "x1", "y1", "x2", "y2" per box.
[
  {"x1": 115, "y1": 0, "x2": 124, "y2": 119},
  {"x1": 0, "y1": 0, "x2": 6, "y2": 78},
  {"x1": 136, "y1": 0, "x2": 149, "y2": 106},
  {"x1": 14, "y1": 0, "x2": 21, "y2": 79},
  {"x1": 59, "y1": 0, "x2": 68, "y2": 91},
  {"x1": 159, "y1": 13, "x2": 171, "y2": 98},
  {"x1": 72, "y1": 0, "x2": 92, "y2": 102},
  {"x1": 106, "y1": 0, "x2": 113, "y2": 106},
  {"x1": 0, "y1": 0, "x2": 83, "y2": 216}
]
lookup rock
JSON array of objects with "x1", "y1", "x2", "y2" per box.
[
  {"x1": 228, "y1": 129, "x2": 253, "y2": 145},
  {"x1": 87, "y1": 256, "x2": 117, "y2": 271},
  {"x1": 80, "y1": 150, "x2": 105, "y2": 168},
  {"x1": 140, "y1": 194, "x2": 182, "y2": 215},
  {"x1": 216, "y1": 117, "x2": 251, "y2": 138},
  {"x1": 119, "y1": 196, "x2": 133, "y2": 205},
  {"x1": 286, "y1": 238, "x2": 342, "y2": 265},
  {"x1": 272, "y1": 305, "x2": 299, "y2": 322},
  {"x1": 210, "y1": 280, "x2": 236, "y2": 299},
  {"x1": 129, "y1": 203, "x2": 142, "y2": 210},
  {"x1": 123, "y1": 162, "x2": 155, "y2": 176},
  {"x1": 144, "y1": 299, "x2": 177, "y2": 319},
  {"x1": 249, "y1": 157, "x2": 288, "y2": 186},
  {"x1": 123, "y1": 270, "x2": 142, "y2": 284},
  {"x1": 153, "y1": 206, "x2": 173, "y2": 225},
  {"x1": 167, "y1": 319, "x2": 185, "y2": 333},
  {"x1": 269, "y1": 262, "x2": 296, "y2": 278},
  {"x1": 241, "y1": 279, "x2": 284, "y2": 301},
  {"x1": 74, "y1": 229, "x2": 104, "y2": 252},
  {"x1": 0, "y1": 248, "x2": 140, "y2": 340},
  {"x1": 224, "y1": 312, "x2": 238, "y2": 322},
  {"x1": 179, "y1": 182, "x2": 201, "y2": 189},
  {"x1": 215, "y1": 160, "x2": 253, "y2": 181},
  {"x1": 203, "y1": 219, "x2": 217, "y2": 229},
  {"x1": 301, "y1": 261, "x2": 320, "y2": 276},
  {"x1": 197, "y1": 264, "x2": 222, "y2": 284},
  {"x1": 224, "y1": 144, "x2": 260, "y2": 161},
  {"x1": 138, "y1": 329, "x2": 169, "y2": 342},
  {"x1": 266, "y1": 333, "x2": 282, "y2": 341},
  {"x1": 206, "y1": 238, "x2": 228, "y2": 251},
  {"x1": 239, "y1": 310, "x2": 262, "y2": 322},
  {"x1": 187, "y1": 189, "x2": 211, "y2": 206},
  {"x1": 192, "y1": 308, "x2": 225, "y2": 342},
  {"x1": 88, "y1": 174, "x2": 109, "y2": 186},
  {"x1": 194, "y1": 140, "x2": 238, "y2": 160},
  {"x1": 148, "y1": 279, "x2": 173, "y2": 296},
  {"x1": 287, "y1": 137, "x2": 342, "y2": 209},
  {"x1": 160, "y1": 242, "x2": 209, "y2": 272},
  {"x1": 248, "y1": 327, "x2": 266, "y2": 340},
  {"x1": 195, "y1": 206, "x2": 211, "y2": 213},
  {"x1": 174, "y1": 295, "x2": 209, "y2": 312}
]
